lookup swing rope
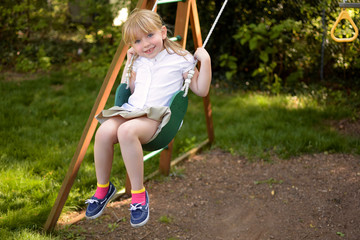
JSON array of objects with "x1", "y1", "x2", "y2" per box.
[
  {"x1": 181, "y1": 0, "x2": 228, "y2": 96},
  {"x1": 152, "y1": 0, "x2": 159, "y2": 11},
  {"x1": 203, "y1": 0, "x2": 228, "y2": 48}
]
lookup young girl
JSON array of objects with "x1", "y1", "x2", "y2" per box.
[{"x1": 85, "y1": 9, "x2": 211, "y2": 228}]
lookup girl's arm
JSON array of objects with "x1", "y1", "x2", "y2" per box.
[{"x1": 185, "y1": 47, "x2": 212, "y2": 97}]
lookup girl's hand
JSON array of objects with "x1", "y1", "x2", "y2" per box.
[
  {"x1": 194, "y1": 47, "x2": 210, "y2": 62},
  {"x1": 126, "y1": 47, "x2": 137, "y2": 63}
]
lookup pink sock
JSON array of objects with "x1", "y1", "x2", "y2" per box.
[
  {"x1": 131, "y1": 189, "x2": 146, "y2": 205},
  {"x1": 94, "y1": 185, "x2": 109, "y2": 199}
]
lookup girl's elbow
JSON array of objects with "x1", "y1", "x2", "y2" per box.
[{"x1": 198, "y1": 88, "x2": 209, "y2": 97}]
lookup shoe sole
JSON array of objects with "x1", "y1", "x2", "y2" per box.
[{"x1": 85, "y1": 187, "x2": 116, "y2": 220}]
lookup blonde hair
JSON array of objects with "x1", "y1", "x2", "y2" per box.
[{"x1": 122, "y1": 9, "x2": 187, "y2": 57}]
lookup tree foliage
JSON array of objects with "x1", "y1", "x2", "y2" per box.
[
  {"x1": 191, "y1": 0, "x2": 360, "y2": 91},
  {"x1": 1, "y1": 0, "x2": 360, "y2": 91},
  {"x1": 0, "y1": 0, "x2": 125, "y2": 72}
]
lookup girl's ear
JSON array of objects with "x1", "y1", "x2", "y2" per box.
[{"x1": 161, "y1": 26, "x2": 167, "y2": 40}]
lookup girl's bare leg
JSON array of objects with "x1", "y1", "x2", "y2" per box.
[
  {"x1": 94, "y1": 116, "x2": 126, "y2": 185},
  {"x1": 117, "y1": 117, "x2": 159, "y2": 191}
]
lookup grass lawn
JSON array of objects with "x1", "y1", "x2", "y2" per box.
[{"x1": 0, "y1": 69, "x2": 359, "y2": 239}]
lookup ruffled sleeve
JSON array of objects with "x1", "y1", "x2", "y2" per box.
[{"x1": 180, "y1": 53, "x2": 196, "y2": 74}]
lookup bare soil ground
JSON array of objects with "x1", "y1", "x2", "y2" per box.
[{"x1": 59, "y1": 120, "x2": 360, "y2": 240}]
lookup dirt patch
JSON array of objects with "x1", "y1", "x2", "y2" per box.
[
  {"x1": 331, "y1": 117, "x2": 360, "y2": 137},
  {"x1": 60, "y1": 149, "x2": 360, "y2": 240}
]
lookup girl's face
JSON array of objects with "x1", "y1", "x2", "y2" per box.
[{"x1": 131, "y1": 26, "x2": 167, "y2": 59}]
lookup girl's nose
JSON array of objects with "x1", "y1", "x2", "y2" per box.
[{"x1": 142, "y1": 38, "x2": 150, "y2": 47}]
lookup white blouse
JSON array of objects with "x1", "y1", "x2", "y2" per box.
[{"x1": 122, "y1": 49, "x2": 195, "y2": 111}]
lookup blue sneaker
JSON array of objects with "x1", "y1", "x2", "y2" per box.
[
  {"x1": 130, "y1": 191, "x2": 149, "y2": 227},
  {"x1": 85, "y1": 182, "x2": 116, "y2": 219}
]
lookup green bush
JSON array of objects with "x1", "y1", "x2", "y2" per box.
[{"x1": 1, "y1": 0, "x2": 124, "y2": 71}]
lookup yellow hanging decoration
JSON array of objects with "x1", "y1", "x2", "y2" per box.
[{"x1": 331, "y1": 9, "x2": 359, "y2": 42}]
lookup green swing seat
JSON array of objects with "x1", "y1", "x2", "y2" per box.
[{"x1": 114, "y1": 83, "x2": 188, "y2": 151}]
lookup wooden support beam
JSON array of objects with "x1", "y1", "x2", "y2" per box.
[
  {"x1": 159, "y1": 140, "x2": 174, "y2": 175},
  {"x1": 189, "y1": 0, "x2": 215, "y2": 144},
  {"x1": 189, "y1": 0, "x2": 202, "y2": 49},
  {"x1": 203, "y1": 94, "x2": 214, "y2": 143},
  {"x1": 142, "y1": 0, "x2": 156, "y2": 10},
  {"x1": 125, "y1": 173, "x2": 131, "y2": 195},
  {"x1": 174, "y1": 0, "x2": 192, "y2": 48}
]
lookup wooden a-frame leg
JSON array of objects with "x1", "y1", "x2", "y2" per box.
[
  {"x1": 159, "y1": 139, "x2": 174, "y2": 176},
  {"x1": 125, "y1": 173, "x2": 131, "y2": 195},
  {"x1": 203, "y1": 94, "x2": 215, "y2": 144},
  {"x1": 189, "y1": 0, "x2": 215, "y2": 144},
  {"x1": 174, "y1": 0, "x2": 192, "y2": 48},
  {"x1": 189, "y1": 0, "x2": 202, "y2": 49}
]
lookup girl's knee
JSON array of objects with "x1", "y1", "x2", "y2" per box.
[
  {"x1": 95, "y1": 123, "x2": 117, "y2": 144},
  {"x1": 117, "y1": 123, "x2": 137, "y2": 143}
]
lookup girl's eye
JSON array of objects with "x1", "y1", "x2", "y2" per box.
[
  {"x1": 148, "y1": 33, "x2": 154, "y2": 38},
  {"x1": 134, "y1": 39, "x2": 140, "y2": 44}
]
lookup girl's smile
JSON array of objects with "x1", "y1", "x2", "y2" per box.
[{"x1": 144, "y1": 46, "x2": 155, "y2": 55}]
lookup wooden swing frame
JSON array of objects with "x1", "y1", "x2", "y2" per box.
[{"x1": 44, "y1": 0, "x2": 214, "y2": 232}]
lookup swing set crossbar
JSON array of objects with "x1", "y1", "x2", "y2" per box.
[
  {"x1": 169, "y1": 35, "x2": 182, "y2": 42},
  {"x1": 339, "y1": 3, "x2": 360, "y2": 8},
  {"x1": 158, "y1": 0, "x2": 185, "y2": 4}
]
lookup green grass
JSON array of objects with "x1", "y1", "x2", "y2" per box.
[
  {"x1": 0, "y1": 69, "x2": 359, "y2": 239},
  {"x1": 210, "y1": 91, "x2": 360, "y2": 160}
]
